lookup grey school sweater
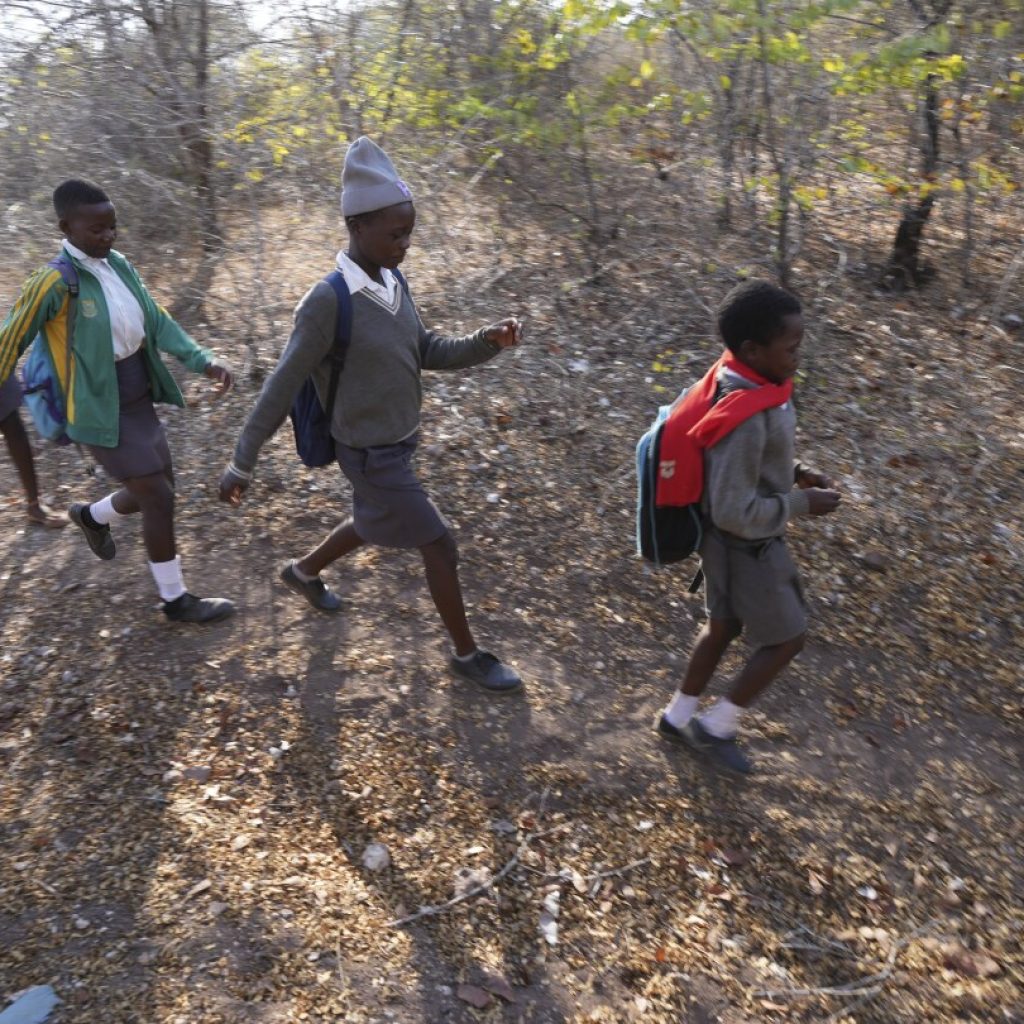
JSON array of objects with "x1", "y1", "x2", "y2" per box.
[
  {"x1": 231, "y1": 278, "x2": 499, "y2": 476},
  {"x1": 702, "y1": 368, "x2": 811, "y2": 540}
]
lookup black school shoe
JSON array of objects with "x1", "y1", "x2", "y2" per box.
[
  {"x1": 655, "y1": 714, "x2": 688, "y2": 745},
  {"x1": 279, "y1": 561, "x2": 342, "y2": 613},
  {"x1": 162, "y1": 593, "x2": 236, "y2": 624},
  {"x1": 68, "y1": 503, "x2": 116, "y2": 560},
  {"x1": 680, "y1": 718, "x2": 754, "y2": 775},
  {"x1": 450, "y1": 650, "x2": 523, "y2": 693}
]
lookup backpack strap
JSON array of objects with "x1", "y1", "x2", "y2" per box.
[
  {"x1": 47, "y1": 253, "x2": 79, "y2": 405},
  {"x1": 321, "y1": 270, "x2": 353, "y2": 427},
  {"x1": 392, "y1": 267, "x2": 410, "y2": 297}
]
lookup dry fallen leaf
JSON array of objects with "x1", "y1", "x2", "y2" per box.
[
  {"x1": 456, "y1": 983, "x2": 493, "y2": 1009},
  {"x1": 183, "y1": 879, "x2": 211, "y2": 902},
  {"x1": 941, "y1": 944, "x2": 1001, "y2": 979},
  {"x1": 481, "y1": 973, "x2": 517, "y2": 1003},
  {"x1": 719, "y1": 847, "x2": 750, "y2": 868}
]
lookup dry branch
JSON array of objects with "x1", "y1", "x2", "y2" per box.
[{"x1": 386, "y1": 823, "x2": 568, "y2": 928}]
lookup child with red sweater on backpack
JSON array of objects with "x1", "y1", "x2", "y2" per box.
[{"x1": 656, "y1": 280, "x2": 841, "y2": 773}]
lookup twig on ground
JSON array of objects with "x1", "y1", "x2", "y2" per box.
[
  {"x1": 334, "y1": 934, "x2": 346, "y2": 992},
  {"x1": 753, "y1": 919, "x2": 938, "y2": 1004},
  {"x1": 561, "y1": 259, "x2": 623, "y2": 291},
  {"x1": 387, "y1": 822, "x2": 569, "y2": 928},
  {"x1": 781, "y1": 924, "x2": 857, "y2": 960},
  {"x1": 584, "y1": 857, "x2": 651, "y2": 883},
  {"x1": 822, "y1": 988, "x2": 878, "y2": 1024}
]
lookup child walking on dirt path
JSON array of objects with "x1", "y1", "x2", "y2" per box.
[
  {"x1": 218, "y1": 137, "x2": 524, "y2": 693},
  {"x1": 0, "y1": 179, "x2": 236, "y2": 623},
  {"x1": 0, "y1": 376, "x2": 66, "y2": 528},
  {"x1": 655, "y1": 280, "x2": 841, "y2": 773}
]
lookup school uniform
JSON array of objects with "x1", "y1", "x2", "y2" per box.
[
  {"x1": 224, "y1": 134, "x2": 520, "y2": 688},
  {"x1": 229, "y1": 250, "x2": 501, "y2": 548},
  {"x1": 59, "y1": 242, "x2": 172, "y2": 480},
  {"x1": 700, "y1": 367, "x2": 811, "y2": 647},
  {"x1": 0, "y1": 242, "x2": 213, "y2": 476}
]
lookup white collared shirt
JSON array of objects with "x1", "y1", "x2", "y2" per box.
[
  {"x1": 336, "y1": 250, "x2": 400, "y2": 310},
  {"x1": 63, "y1": 240, "x2": 146, "y2": 361}
]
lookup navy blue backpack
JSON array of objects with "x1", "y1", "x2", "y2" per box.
[
  {"x1": 635, "y1": 398, "x2": 703, "y2": 568},
  {"x1": 289, "y1": 267, "x2": 408, "y2": 467}
]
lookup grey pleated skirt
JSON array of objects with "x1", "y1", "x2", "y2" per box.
[
  {"x1": 86, "y1": 350, "x2": 172, "y2": 481},
  {"x1": 335, "y1": 432, "x2": 449, "y2": 548},
  {"x1": 0, "y1": 373, "x2": 22, "y2": 420}
]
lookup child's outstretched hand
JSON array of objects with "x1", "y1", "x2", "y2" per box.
[
  {"x1": 797, "y1": 467, "x2": 833, "y2": 489},
  {"x1": 806, "y1": 488, "x2": 841, "y2": 516},
  {"x1": 205, "y1": 361, "x2": 234, "y2": 398},
  {"x1": 483, "y1": 318, "x2": 522, "y2": 349},
  {"x1": 218, "y1": 467, "x2": 249, "y2": 507}
]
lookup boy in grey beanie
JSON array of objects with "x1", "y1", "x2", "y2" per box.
[
  {"x1": 340, "y1": 135, "x2": 414, "y2": 215},
  {"x1": 219, "y1": 137, "x2": 524, "y2": 693}
]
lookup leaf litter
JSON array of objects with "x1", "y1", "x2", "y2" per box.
[{"x1": 0, "y1": 193, "x2": 1021, "y2": 1021}]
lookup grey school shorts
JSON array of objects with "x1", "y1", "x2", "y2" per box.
[{"x1": 699, "y1": 528, "x2": 807, "y2": 647}]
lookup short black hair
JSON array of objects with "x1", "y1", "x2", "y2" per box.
[
  {"x1": 717, "y1": 279, "x2": 802, "y2": 352},
  {"x1": 53, "y1": 179, "x2": 110, "y2": 220}
]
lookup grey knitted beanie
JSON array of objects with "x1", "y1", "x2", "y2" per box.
[{"x1": 341, "y1": 137, "x2": 413, "y2": 216}]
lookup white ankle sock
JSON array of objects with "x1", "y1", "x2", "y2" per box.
[
  {"x1": 149, "y1": 557, "x2": 187, "y2": 603},
  {"x1": 89, "y1": 494, "x2": 124, "y2": 525},
  {"x1": 291, "y1": 561, "x2": 316, "y2": 583},
  {"x1": 454, "y1": 649, "x2": 478, "y2": 663},
  {"x1": 663, "y1": 692, "x2": 699, "y2": 729},
  {"x1": 699, "y1": 699, "x2": 742, "y2": 739}
]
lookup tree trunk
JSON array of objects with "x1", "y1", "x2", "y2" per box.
[
  {"x1": 173, "y1": 0, "x2": 222, "y2": 321},
  {"x1": 884, "y1": 72, "x2": 939, "y2": 289},
  {"x1": 756, "y1": 0, "x2": 793, "y2": 289},
  {"x1": 135, "y1": 0, "x2": 223, "y2": 321}
]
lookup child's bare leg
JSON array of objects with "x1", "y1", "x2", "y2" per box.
[
  {"x1": 98, "y1": 467, "x2": 171, "y2": 518},
  {"x1": 108, "y1": 487, "x2": 141, "y2": 515},
  {"x1": 660, "y1": 617, "x2": 740, "y2": 730},
  {"x1": 2, "y1": 411, "x2": 65, "y2": 527},
  {"x1": 123, "y1": 471, "x2": 176, "y2": 563},
  {"x1": 1, "y1": 410, "x2": 41, "y2": 505},
  {"x1": 727, "y1": 632, "x2": 805, "y2": 707},
  {"x1": 696, "y1": 632, "x2": 806, "y2": 749},
  {"x1": 295, "y1": 518, "x2": 364, "y2": 577},
  {"x1": 680, "y1": 618, "x2": 742, "y2": 696},
  {"x1": 121, "y1": 469, "x2": 230, "y2": 621},
  {"x1": 420, "y1": 531, "x2": 475, "y2": 656}
]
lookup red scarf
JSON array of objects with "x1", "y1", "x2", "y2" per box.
[{"x1": 655, "y1": 353, "x2": 793, "y2": 507}]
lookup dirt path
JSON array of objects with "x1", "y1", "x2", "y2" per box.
[
  {"x1": 2, "y1": 211, "x2": 1022, "y2": 1020},
  {"x1": 1, "y1": 384, "x2": 1019, "y2": 1022}
]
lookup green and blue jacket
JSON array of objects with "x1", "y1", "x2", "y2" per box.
[{"x1": 0, "y1": 247, "x2": 211, "y2": 447}]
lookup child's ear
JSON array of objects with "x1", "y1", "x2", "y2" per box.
[{"x1": 737, "y1": 338, "x2": 757, "y2": 362}]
